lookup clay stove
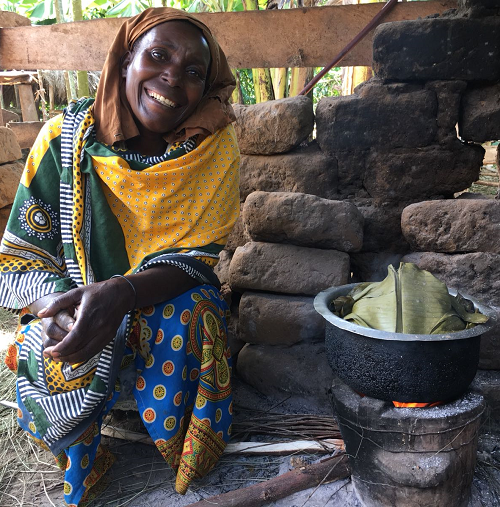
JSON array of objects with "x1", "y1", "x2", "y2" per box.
[{"x1": 331, "y1": 377, "x2": 485, "y2": 507}]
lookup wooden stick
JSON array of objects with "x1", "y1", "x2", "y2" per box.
[
  {"x1": 0, "y1": 404, "x2": 344, "y2": 456},
  {"x1": 0, "y1": 400, "x2": 17, "y2": 410},
  {"x1": 475, "y1": 180, "x2": 499, "y2": 188},
  {"x1": 101, "y1": 425, "x2": 343, "y2": 455},
  {"x1": 185, "y1": 453, "x2": 350, "y2": 507},
  {"x1": 480, "y1": 170, "x2": 498, "y2": 177}
]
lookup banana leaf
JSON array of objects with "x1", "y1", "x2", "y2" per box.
[{"x1": 330, "y1": 263, "x2": 488, "y2": 334}]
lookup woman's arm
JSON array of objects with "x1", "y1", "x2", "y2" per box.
[{"x1": 41, "y1": 264, "x2": 199, "y2": 364}]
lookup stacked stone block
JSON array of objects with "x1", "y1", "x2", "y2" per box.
[
  {"x1": 223, "y1": 1, "x2": 500, "y2": 412},
  {"x1": 0, "y1": 127, "x2": 22, "y2": 239}
]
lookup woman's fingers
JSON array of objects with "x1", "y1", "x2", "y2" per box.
[
  {"x1": 42, "y1": 338, "x2": 61, "y2": 356},
  {"x1": 46, "y1": 323, "x2": 116, "y2": 364},
  {"x1": 37, "y1": 290, "x2": 81, "y2": 318},
  {"x1": 42, "y1": 318, "x2": 68, "y2": 342},
  {"x1": 47, "y1": 337, "x2": 103, "y2": 364}
]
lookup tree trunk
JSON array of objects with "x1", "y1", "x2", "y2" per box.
[
  {"x1": 71, "y1": 0, "x2": 90, "y2": 97},
  {"x1": 231, "y1": 69, "x2": 244, "y2": 104},
  {"x1": 273, "y1": 68, "x2": 288, "y2": 99},
  {"x1": 289, "y1": 0, "x2": 315, "y2": 98},
  {"x1": 341, "y1": 0, "x2": 378, "y2": 95},
  {"x1": 243, "y1": 0, "x2": 275, "y2": 103},
  {"x1": 55, "y1": 0, "x2": 76, "y2": 102},
  {"x1": 289, "y1": 67, "x2": 314, "y2": 98}
]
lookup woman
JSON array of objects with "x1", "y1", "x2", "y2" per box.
[{"x1": 1, "y1": 7, "x2": 239, "y2": 506}]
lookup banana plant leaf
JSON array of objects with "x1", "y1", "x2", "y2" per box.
[{"x1": 330, "y1": 263, "x2": 488, "y2": 334}]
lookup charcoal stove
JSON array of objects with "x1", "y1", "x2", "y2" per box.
[{"x1": 331, "y1": 377, "x2": 485, "y2": 507}]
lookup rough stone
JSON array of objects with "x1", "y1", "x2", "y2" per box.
[
  {"x1": 229, "y1": 241, "x2": 350, "y2": 296},
  {"x1": 224, "y1": 204, "x2": 250, "y2": 253},
  {"x1": 233, "y1": 96, "x2": 314, "y2": 155},
  {"x1": 242, "y1": 191, "x2": 363, "y2": 252},
  {"x1": 239, "y1": 142, "x2": 338, "y2": 201},
  {"x1": 226, "y1": 302, "x2": 246, "y2": 362},
  {"x1": 456, "y1": 192, "x2": 491, "y2": 200},
  {"x1": 214, "y1": 249, "x2": 233, "y2": 285},
  {"x1": 401, "y1": 199, "x2": 500, "y2": 254},
  {"x1": 335, "y1": 149, "x2": 369, "y2": 197},
  {"x1": 401, "y1": 251, "x2": 500, "y2": 306},
  {"x1": 353, "y1": 199, "x2": 411, "y2": 253},
  {"x1": 460, "y1": 83, "x2": 500, "y2": 143},
  {"x1": 1, "y1": 109, "x2": 20, "y2": 126},
  {"x1": 238, "y1": 292, "x2": 325, "y2": 346},
  {"x1": 350, "y1": 252, "x2": 404, "y2": 283},
  {"x1": 373, "y1": 18, "x2": 500, "y2": 82},
  {"x1": 316, "y1": 83, "x2": 437, "y2": 152},
  {"x1": 364, "y1": 141, "x2": 484, "y2": 201},
  {"x1": 425, "y1": 81, "x2": 467, "y2": 146},
  {"x1": 0, "y1": 127, "x2": 22, "y2": 164},
  {"x1": 0, "y1": 205, "x2": 12, "y2": 240},
  {"x1": 478, "y1": 307, "x2": 500, "y2": 370},
  {"x1": 0, "y1": 11, "x2": 30, "y2": 26},
  {"x1": 457, "y1": 0, "x2": 500, "y2": 17},
  {"x1": 236, "y1": 341, "x2": 334, "y2": 409},
  {"x1": 0, "y1": 161, "x2": 23, "y2": 208},
  {"x1": 474, "y1": 371, "x2": 500, "y2": 433}
]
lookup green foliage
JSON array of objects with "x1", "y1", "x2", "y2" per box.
[
  {"x1": 104, "y1": 0, "x2": 151, "y2": 17},
  {"x1": 312, "y1": 66, "x2": 343, "y2": 105},
  {"x1": 237, "y1": 69, "x2": 256, "y2": 104}
]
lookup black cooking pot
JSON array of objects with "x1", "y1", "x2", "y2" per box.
[{"x1": 314, "y1": 284, "x2": 495, "y2": 403}]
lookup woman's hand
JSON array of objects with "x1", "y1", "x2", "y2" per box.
[
  {"x1": 41, "y1": 278, "x2": 135, "y2": 364},
  {"x1": 29, "y1": 292, "x2": 77, "y2": 351}
]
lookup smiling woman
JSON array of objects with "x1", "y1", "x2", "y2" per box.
[{"x1": 0, "y1": 7, "x2": 239, "y2": 507}]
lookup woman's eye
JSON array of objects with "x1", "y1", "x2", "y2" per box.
[
  {"x1": 151, "y1": 49, "x2": 167, "y2": 60},
  {"x1": 188, "y1": 69, "x2": 205, "y2": 80}
]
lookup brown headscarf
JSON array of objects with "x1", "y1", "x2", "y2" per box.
[{"x1": 93, "y1": 7, "x2": 236, "y2": 146}]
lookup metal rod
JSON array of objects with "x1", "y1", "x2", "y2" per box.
[{"x1": 298, "y1": 0, "x2": 399, "y2": 97}]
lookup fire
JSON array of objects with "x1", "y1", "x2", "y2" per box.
[{"x1": 393, "y1": 401, "x2": 443, "y2": 408}]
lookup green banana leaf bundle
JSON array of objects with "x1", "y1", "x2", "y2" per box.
[{"x1": 330, "y1": 262, "x2": 489, "y2": 334}]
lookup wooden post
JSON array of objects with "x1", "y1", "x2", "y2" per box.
[
  {"x1": 17, "y1": 84, "x2": 38, "y2": 121},
  {"x1": 49, "y1": 83, "x2": 55, "y2": 114}
]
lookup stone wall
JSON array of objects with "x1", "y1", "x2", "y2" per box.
[
  {"x1": 0, "y1": 127, "x2": 22, "y2": 238},
  {"x1": 218, "y1": 0, "x2": 500, "y2": 412},
  {"x1": 0, "y1": 0, "x2": 498, "y2": 414}
]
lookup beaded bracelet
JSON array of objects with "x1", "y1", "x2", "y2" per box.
[{"x1": 111, "y1": 274, "x2": 137, "y2": 311}]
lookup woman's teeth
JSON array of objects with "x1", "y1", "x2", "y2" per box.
[{"x1": 148, "y1": 91, "x2": 176, "y2": 108}]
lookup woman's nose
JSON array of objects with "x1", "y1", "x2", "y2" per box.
[{"x1": 161, "y1": 65, "x2": 182, "y2": 87}]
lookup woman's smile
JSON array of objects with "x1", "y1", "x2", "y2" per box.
[{"x1": 146, "y1": 89, "x2": 178, "y2": 108}]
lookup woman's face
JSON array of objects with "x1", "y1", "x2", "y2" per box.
[{"x1": 122, "y1": 21, "x2": 211, "y2": 137}]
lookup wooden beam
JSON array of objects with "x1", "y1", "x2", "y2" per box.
[
  {"x1": 0, "y1": 1, "x2": 456, "y2": 71},
  {"x1": 16, "y1": 84, "x2": 38, "y2": 122},
  {"x1": 7, "y1": 121, "x2": 44, "y2": 149},
  {"x1": 0, "y1": 71, "x2": 37, "y2": 86}
]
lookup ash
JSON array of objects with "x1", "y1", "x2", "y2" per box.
[
  {"x1": 392, "y1": 390, "x2": 485, "y2": 420},
  {"x1": 34, "y1": 379, "x2": 500, "y2": 507}
]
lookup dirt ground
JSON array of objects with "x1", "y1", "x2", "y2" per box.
[
  {"x1": 1, "y1": 371, "x2": 500, "y2": 507},
  {"x1": 1, "y1": 290, "x2": 500, "y2": 506}
]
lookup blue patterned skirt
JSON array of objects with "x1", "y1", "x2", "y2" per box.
[{"x1": 11, "y1": 284, "x2": 232, "y2": 506}]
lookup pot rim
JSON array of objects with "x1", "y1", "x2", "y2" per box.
[{"x1": 314, "y1": 283, "x2": 496, "y2": 342}]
